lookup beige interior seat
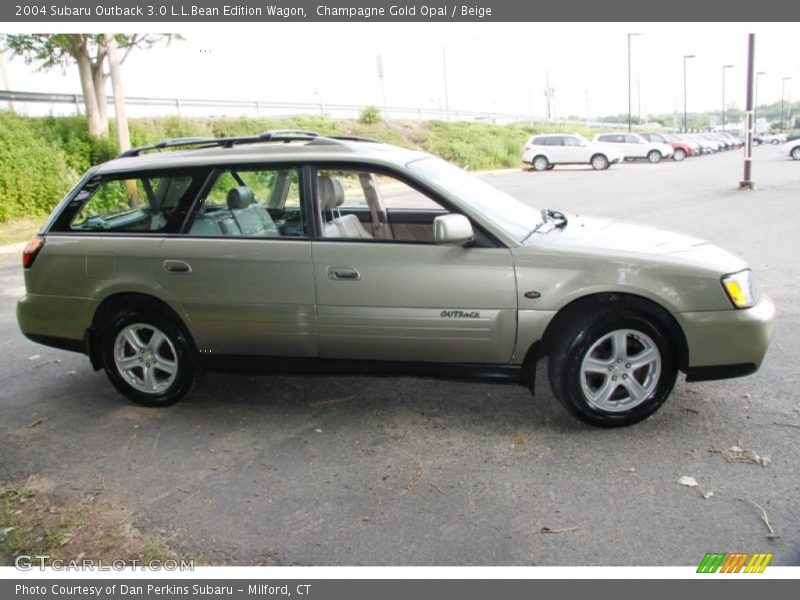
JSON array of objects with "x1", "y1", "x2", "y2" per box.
[{"x1": 318, "y1": 176, "x2": 373, "y2": 239}]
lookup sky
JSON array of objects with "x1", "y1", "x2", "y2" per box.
[{"x1": 2, "y1": 22, "x2": 800, "y2": 121}]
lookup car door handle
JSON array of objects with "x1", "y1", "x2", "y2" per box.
[
  {"x1": 163, "y1": 260, "x2": 192, "y2": 274},
  {"x1": 328, "y1": 266, "x2": 361, "y2": 281}
]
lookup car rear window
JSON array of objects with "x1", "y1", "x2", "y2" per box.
[{"x1": 51, "y1": 170, "x2": 206, "y2": 234}]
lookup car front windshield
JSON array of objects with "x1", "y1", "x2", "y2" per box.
[{"x1": 407, "y1": 156, "x2": 542, "y2": 242}]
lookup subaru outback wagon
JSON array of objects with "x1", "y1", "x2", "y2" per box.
[{"x1": 17, "y1": 130, "x2": 775, "y2": 427}]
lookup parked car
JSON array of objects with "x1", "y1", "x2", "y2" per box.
[
  {"x1": 761, "y1": 133, "x2": 787, "y2": 145},
  {"x1": 521, "y1": 133, "x2": 623, "y2": 171},
  {"x1": 593, "y1": 133, "x2": 674, "y2": 163},
  {"x1": 781, "y1": 138, "x2": 800, "y2": 160},
  {"x1": 688, "y1": 134, "x2": 721, "y2": 153},
  {"x1": 17, "y1": 131, "x2": 775, "y2": 427},
  {"x1": 637, "y1": 132, "x2": 695, "y2": 161},
  {"x1": 671, "y1": 133, "x2": 712, "y2": 154}
]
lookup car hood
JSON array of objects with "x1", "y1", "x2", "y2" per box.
[{"x1": 523, "y1": 215, "x2": 747, "y2": 273}]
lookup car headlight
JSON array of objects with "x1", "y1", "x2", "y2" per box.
[{"x1": 721, "y1": 269, "x2": 757, "y2": 309}]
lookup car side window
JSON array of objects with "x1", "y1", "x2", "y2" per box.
[
  {"x1": 625, "y1": 135, "x2": 641, "y2": 144},
  {"x1": 186, "y1": 167, "x2": 307, "y2": 238},
  {"x1": 564, "y1": 137, "x2": 582, "y2": 147},
  {"x1": 317, "y1": 168, "x2": 449, "y2": 242},
  {"x1": 598, "y1": 135, "x2": 612, "y2": 142},
  {"x1": 63, "y1": 173, "x2": 201, "y2": 233},
  {"x1": 531, "y1": 137, "x2": 546, "y2": 145},
  {"x1": 548, "y1": 137, "x2": 564, "y2": 146}
]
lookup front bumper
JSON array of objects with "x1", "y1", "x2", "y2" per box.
[{"x1": 675, "y1": 295, "x2": 776, "y2": 380}]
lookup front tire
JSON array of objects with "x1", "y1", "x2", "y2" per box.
[
  {"x1": 590, "y1": 154, "x2": 609, "y2": 170},
  {"x1": 791, "y1": 146, "x2": 800, "y2": 160},
  {"x1": 647, "y1": 150, "x2": 663, "y2": 163},
  {"x1": 672, "y1": 148, "x2": 686, "y2": 161},
  {"x1": 771, "y1": 139, "x2": 780, "y2": 145},
  {"x1": 532, "y1": 156, "x2": 550, "y2": 171},
  {"x1": 101, "y1": 308, "x2": 196, "y2": 407},
  {"x1": 547, "y1": 307, "x2": 677, "y2": 427}
]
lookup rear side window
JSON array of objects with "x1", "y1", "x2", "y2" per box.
[
  {"x1": 53, "y1": 171, "x2": 205, "y2": 233},
  {"x1": 545, "y1": 137, "x2": 564, "y2": 146},
  {"x1": 530, "y1": 137, "x2": 546, "y2": 145},
  {"x1": 185, "y1": 167, "x2": 308, "y2": 238}
]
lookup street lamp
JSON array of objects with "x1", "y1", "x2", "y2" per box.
[
  {"x1": 721, "y1": 64, "x2": 733, "y2": 131},
  {"x1": 755, "y1": 71, "x2": 765, "y2": 131},
  {"x1": 683, "y1": 54, "x2": 695, "y2": 132},
  {"x1": 627, "y1": 33, "x2": 642, "y2": 132},
  {"x1": 780, "y1": 76, "x2": 792, "y2": 132}
]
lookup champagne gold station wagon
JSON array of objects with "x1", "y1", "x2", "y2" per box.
[{"x1": 17, "y1": 131, "x2": 775, "y2": 426}]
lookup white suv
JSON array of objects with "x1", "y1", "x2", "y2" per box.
[
  {"x1": 521, "y1": 133, "x2": 624, "y2": 171},
  {"x1": 593, "y1": 132, "x2": 674, "y2": 163}
]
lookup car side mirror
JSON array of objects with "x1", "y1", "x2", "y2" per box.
[{"x1": 433, "y1": 214, "x2": 474, "y2": 246}]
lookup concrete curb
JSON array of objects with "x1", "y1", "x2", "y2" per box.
[{"x1": 0, "y1": 241, "x2": 26, "y2": 256}]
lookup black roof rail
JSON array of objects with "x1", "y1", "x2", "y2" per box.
[
  {"x1": 117, "y1": 129, "x2": 376, "y2": 158},
  {"x1": 118, "y1": 137, "x2": 219, "y2": 158}
]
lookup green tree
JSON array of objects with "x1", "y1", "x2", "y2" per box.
[{"x1": 6, "y1": 34, "x2": 178, "y2": 138}]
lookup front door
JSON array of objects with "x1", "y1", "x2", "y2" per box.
[{"x1": 311, "y1": 167, "x2": 517, "y2": 365}]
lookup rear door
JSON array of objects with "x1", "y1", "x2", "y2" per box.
[
  {"x1": 310, "y1": 166, "x2": 517, "y2": 365},
  {"x1": 545, "y1": 136, "x2": 567, "y2": 163},
  {"x1": 155, "y1": 165, "x2": 317, "y2": 357}
]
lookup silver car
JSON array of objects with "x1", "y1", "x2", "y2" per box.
[{"x1": 17, "y1": 131, "x2": 775, "y2": 427}]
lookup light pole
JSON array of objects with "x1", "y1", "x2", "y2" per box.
[
  {"x1": 627, "y1": 33, "x2": 641, "y2": 132},
  {"x1": 312, "y1": 91, "x2": 324, "y2": 116},
  {"x1": 721, "y1": 64, "x2": 733, "y2": 131},
  {"x1": 755, "y1": 71, "x2": 765, "y2": 131},
  {"x1": 683, "y1": 54, "x2": 695, "y2": 132},
  {"x1": 780, "y1": 76, "x2": 792, "y2": 132}
]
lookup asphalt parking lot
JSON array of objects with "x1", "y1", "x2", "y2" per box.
[{"x1": 1, "y1": 147, "x2": 798, "y2": 566}]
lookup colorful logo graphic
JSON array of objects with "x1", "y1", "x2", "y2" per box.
[{"x1": 697, "y1": 552, "x2": 773, "y2": 573}]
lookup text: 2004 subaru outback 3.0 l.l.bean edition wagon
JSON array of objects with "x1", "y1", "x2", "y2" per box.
[{"x1": 17, "y1": 131, "x2": 775, "y2": 427}]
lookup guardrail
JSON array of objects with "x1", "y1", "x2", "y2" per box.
[{"x1": 0, "y1": 89, "x2": 614, "y2": 128}]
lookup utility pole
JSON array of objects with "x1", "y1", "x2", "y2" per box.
[
  {"x1": 740, "y1": 34, "x2": 756, "y2": 190},
  {"x1": 683, "y1": 54, "x2": 695, "y2": 132},
  {"x1": 441, "y1": 48, "x2": 449, "y2": 121},
  {"x1": 627, "y1": 33, "x2": 641, "y2": 132},
  {"x1": 376, "y1": 54, "x2": 387, "y2": 119},
  {"x1": 722, "y1": 64, "x2": 733, "y2": 131}
]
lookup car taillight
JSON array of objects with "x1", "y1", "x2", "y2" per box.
[
  {"x1": 524, "y1": 146, "x2": 531, "y2": 151},
  {"x1": 22, "y1": 235, "x2": 44, "y2": 270}
]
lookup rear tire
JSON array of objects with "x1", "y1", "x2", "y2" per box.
[
  {"x1": 101, "y1": 308, "x2": 196, "y2": 407},
  {"x1": 647, "y1": 150, "x2": 663, "y2": 163},
  {"x1": 590, "y1": 154, "x2": 610, "y2": 170},
  {"x1": 532, "y1": 156, "x2": 549, "y2": 171},
  {"x1": 791, "y1": 146, "x2": 800, "y2": 160},
  {"x1": 547, "y1": 306, "x2": 678, "y2": 427},
  {"x1": 771, "y1": 139, "x2": 780, "y2": 145},
  {"x1": 672, "y1": 148, "x2": 686, "y2": 162}
]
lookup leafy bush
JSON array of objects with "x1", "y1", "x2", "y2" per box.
[
  {"x1": 359, "y1": 106, "x2": 382, "y2": 125},
  {"x1": 0, "y1": 113, "x2": 78, "y2": 223}
]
